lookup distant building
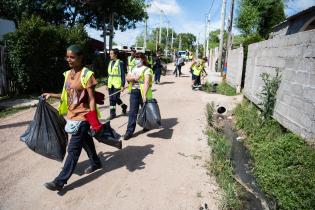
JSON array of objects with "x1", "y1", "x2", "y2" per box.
[
  {"x1": 0, "y1": 19, "x2": 16, "y2": 41},
  {"x1": 270, "y1": 6, "x2": 315, "y2": 38}
]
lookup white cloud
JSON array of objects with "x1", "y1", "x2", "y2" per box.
[{"x1": 147, "y1": 0, "x2": 182, "y2": 16}]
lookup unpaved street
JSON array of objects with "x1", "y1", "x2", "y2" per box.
[{"x1": 0, "y1": 64, "x2": 221, "y2": 210}]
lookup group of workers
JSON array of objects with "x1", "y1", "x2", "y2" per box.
[
  {"x1": 42, "y1": 45, "x2": 163, "y2": 191},
  {"x1": 41, "y1": 43, "x2": 207, "y2": 191}
]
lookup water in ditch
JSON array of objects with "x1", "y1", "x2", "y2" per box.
[{"x1": 221, "y1": 118, "x2": 276, "y2": 210}]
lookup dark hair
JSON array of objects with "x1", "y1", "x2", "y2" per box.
[
  {"x1": 67, "y1": 44, "x2": 84, "y2": 56},
  {"x1": 111, "y1": 48, "x2": 119, "y2": 56},
  {"x1": 134, "y1": 52, "x2": 149, "y2": 67}
]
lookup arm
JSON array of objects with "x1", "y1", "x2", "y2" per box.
[
  {"x1": 86, "y1": 86, "x2": 96, "y2": 111},
  {"x1": 142, "y1": 74, "x2": 150, "y2": 103},
  {"x1": 41, "y1": 93, "x2": 61, "y2": 99}
]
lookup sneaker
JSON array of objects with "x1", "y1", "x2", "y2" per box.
[
  {"x1": 123, "y1": 133, "x2": 132, "y2": 140},
  {"x1": 84, "y1": 164, "x2": 102, "y2": 174},
  {"x1": 44, "y1": 181, "x2": 63, "y2": 191},
  {"x1": 121, "y1": 104, "x2": 128, "y2": 115}
]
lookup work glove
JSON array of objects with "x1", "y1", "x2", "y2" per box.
[{"x1": 85, "y1": 110, "x2": 103, "y2": 132}]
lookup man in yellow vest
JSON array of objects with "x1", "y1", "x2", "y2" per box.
[
  {"x1": 191, "y1": 57, "x2": 206, "y2": 90},
  {"x1": 108, "y1": 49, "x2": 128, "y2": 119},
  {"x1": 128, "y1": 49, "x2": 136, "y2": 71}
]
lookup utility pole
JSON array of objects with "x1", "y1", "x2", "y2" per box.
[
  {"x1": 159, "y1": 10, "x2": 163, "y2": 44},
  {"x1": 179, "y1": 35, "x2": 182, "y2": 50},
  {"x1": 204, "y1": 14, "x2": 207, "y2": 57},
  {"x1": 144, "y1": 17, "x2": 147, "y2": 50},
  {"x1": 226, "y1": 0, "x2": 235, "y2": 58},
  {"x1": 206, "y1": 13, "x2": 211, "y2": 57},
  {"x1": 165, "y1": 21, "x2": 169, "y2": 56},
  {"x1": 109, "y1": 12, "x2": 114, "y2": 50},
  {"x1": 171, "y1": 28, "x2": 174, "y2": 50},
  {"x1": 103, "y1": 16, "x2": 107, "y2": 60},
  {"x1": 155, "y1": 30, "x2": 158, "y2": 51},
  {"x1": 218, "y1": 0, "x2": 227, "y2": 75},
  {"x1": 196, "y1": 32, "x2": 200, "y2": 58}
]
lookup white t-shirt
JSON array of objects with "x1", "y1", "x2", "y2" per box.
[{"x1": 129, "y1": 65, "x2": 151, "y2": 89}]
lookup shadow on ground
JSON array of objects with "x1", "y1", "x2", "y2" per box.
[
  {"x1": 147, "y1": 118, "x2": 178, "y2": 139},
  {"x1": 0, "y1": 121, "x2": 31, "y2": 129},
  {"x1": 58, "y1": 144, "x2": 154, "y2": 195}
]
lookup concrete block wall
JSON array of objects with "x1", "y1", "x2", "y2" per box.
[
  {"x1": 226, "y1": 47, "x2": 244, "y2": 93},
  {"x1": 243, "y1": 29, "x2": 315, "y2": 141},
  {"x1": 209, "y1": 47, "x2": 219, "y2": 72}
]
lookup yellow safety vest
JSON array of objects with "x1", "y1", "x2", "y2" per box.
[
  {"x1": 128, "y1": 66, "x2": 153, "y2": 100},
  {"x1": 58, "y1": 67, "x2": 101, "y2": 117},
  {"x1": 147, "y1": 56, "x2": 153, "y2": 66},
  {"x1": 128, "y1": 56, "x2": 136, "y2": 70},
  {"x1": 192, "y1": 62, "x2": 204, "y2": 76},
  {"x1": 108, "y1": 59, "x2": 122, "y2": 89}
]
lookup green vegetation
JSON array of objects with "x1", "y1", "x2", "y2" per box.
[
  {"x1": 234, "y1": 100, "x2": 315, "y2": 210},
  {"x1": 207, "y1": 130, "x2": 241, "y2": 209},
  {"x1": 216, "y1": 82, "x2": 237, "y2": 96},
  {"x1": 206, "y1": 103, "x2": 241, "y2": 209},
  {"x1": 258, "y1": 68, "x2": 282, "y2": 119},
  {"x1": 203, "y1": 81, "x2": 237, "y2": 96},
  {"x1": 0, "y1": 106, "x2": 31, "y2": 118}
]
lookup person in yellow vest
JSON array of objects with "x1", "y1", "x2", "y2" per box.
[
  {"x1": 191, "y1": 57, "x2": 206, "y2": 90},
  {"x1": 146, "y1": 52, "x2": 154, "y2": 69},
  {"x1": 123, "y1": 52, "x2": 153, "y2": 140},
  {"x1": 128, "y1": 49, "x2": 136, "y2": 71},
  {"x1": 108, "y1": 49, "x2": 128, "y2": 119},
  {"x1": 42, "y1": 44, "x2": 102, "y2": 191}
]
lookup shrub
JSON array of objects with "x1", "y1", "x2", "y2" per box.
[{"x1": 4, "y1": 16, "x2": 89, "y2": 94}]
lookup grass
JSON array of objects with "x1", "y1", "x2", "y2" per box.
[
  {"x1": 206, "y1": 102, "x2": 241, "y2": 209},
  {"x1": 202, "y1": 81, "x2": 237, "y2": 96},
  {"x1": 207, "y1": 130, "x2": 241, "y2": 210},
  {"x1": 234, "y1": 100, "x2": 315, "y2": 210},
  {"x1": 0, "y1": 106, "x2": 31, "y2": 118}
]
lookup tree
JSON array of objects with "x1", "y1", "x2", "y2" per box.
[
  {"x1": 208, "y1": 29, "x2": 228, "y2": 49},
  {"x1": 235, "y1": 0, "x2": 285, "y2": 38},
  {"x1": 173, "y1": 33, "x2": 196, "y2": 51}
]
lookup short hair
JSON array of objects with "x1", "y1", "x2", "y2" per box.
[{"x1": 111, "y1": 48, "x2": 119, "y2": 56}]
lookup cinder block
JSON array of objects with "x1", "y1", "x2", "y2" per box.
[
  {"x1": 303, "y1": 86, "x2": 315, "y2": 102},
  {"x1": 303, "y1": 44, "x2": 315, "y2": 58}
]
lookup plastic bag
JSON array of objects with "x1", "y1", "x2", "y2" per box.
[
  {"x1": 89, "y1": 121, "x2": 122, "y2": 149},
  {"x1": 137, "y1": 99, "x2": 161, "y2": 130},
  {"x1": 20, "y1": 97, "x2": 68, "y2": 162}
]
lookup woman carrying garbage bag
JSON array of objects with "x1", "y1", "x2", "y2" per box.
[
  {"x1": 42, "y1": 44, "x2": 103, "y2": 191},
  {"x1": 123, "y1": 52, "x2": 153, "y2": 140}
]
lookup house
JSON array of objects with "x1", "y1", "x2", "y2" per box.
[{"x1": 270, "y1": 6, "x2": 315, "y2": 38}]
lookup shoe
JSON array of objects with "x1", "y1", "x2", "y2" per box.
[
  {"x1": 44, "y1": 181, "x2": 63, "y2": 191},
  {"x1": 109, "y1": 114, "x2": 116, "y2": 120},
  {"x1": 84, "y1": 164, "x2": 102, "y2": 174},
  {"x1": 123, "y1": 133, "x2": 132, "y2": 140},
  {"x1": 121, "y1": 104, "x2": 128, "y2": 115}
]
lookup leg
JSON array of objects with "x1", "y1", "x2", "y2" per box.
[
  {"x1": 108, "y1": 87, "x2": 116, "y2": 117},
  {"x1": 53, "y1": 122, "x2": 88, "y2": 186},
  {"x1": 178, "y1": 66, "x2": 182, "y2": 76},
  {"x1": 82, "y1": 125, "x2": 101, "y2": 167},
  {"x1": 113, "y1": 88, "x2": 128, "y2": 114},
  {"x1": 126, "y1": 89, "x2": 141, "y2": 135}
]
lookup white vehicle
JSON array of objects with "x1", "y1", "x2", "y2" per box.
[
  {"x1": 177, "y1": 50, "x2": 188, "y2": 60},
  {"x1": 135, "y1": 47, "x2": 145, "y2": 53},
  {"x1": 112, "y1": 45, "x2": 130, "y2": 51}
]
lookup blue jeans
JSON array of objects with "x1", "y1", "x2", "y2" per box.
[
  {"x1": 54, "y1": 121, "x2": 101, "y2": 185},
  {"x1": 126, "y1": 89, "x2": 143, "y2": 135},
  {"x1": 154, "y1": 68, "x2": 161, "y2": 83}
]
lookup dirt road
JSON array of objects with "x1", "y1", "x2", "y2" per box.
[{"x1": 0, "y1": 63, "x2": 221, "y2": 210}]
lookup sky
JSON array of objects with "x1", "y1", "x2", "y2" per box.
[{"x1": 86, "y1": 0, "x2": 315, "y2": 46}]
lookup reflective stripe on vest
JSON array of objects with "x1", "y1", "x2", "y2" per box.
[
  {"x1": 108, "y1": 60, "x2": 122, "y2": 88},
  {"x1": 58, "y1": 67, "x2": 101, "y2": 117}
]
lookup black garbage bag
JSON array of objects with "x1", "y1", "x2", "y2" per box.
[
  {"x1": 89, "y1": 121, "x2": 122, "y2": 149},
  {"x1": 137, "y1": 99, "x2": 161, "y2": 130},
  {"x1": 20, "y1": 97, "x2": 68, "y2": 162}
]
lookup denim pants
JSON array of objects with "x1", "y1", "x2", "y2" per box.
[
  {"x1": 126, "y1": 89, "x2": 143, "y2": 135},
  {"x1": 154, "y1": 68, "x2": 161, "y2": 82},
  {"x1": 54, "y1": 121, "x2": 101, "y2": 185},
  {"x1": 108, "y1": 86, "x2": 123, "y2": 115},
  {"x1": 174, "y1": 65, "x2": 182, "y2": 76}
]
